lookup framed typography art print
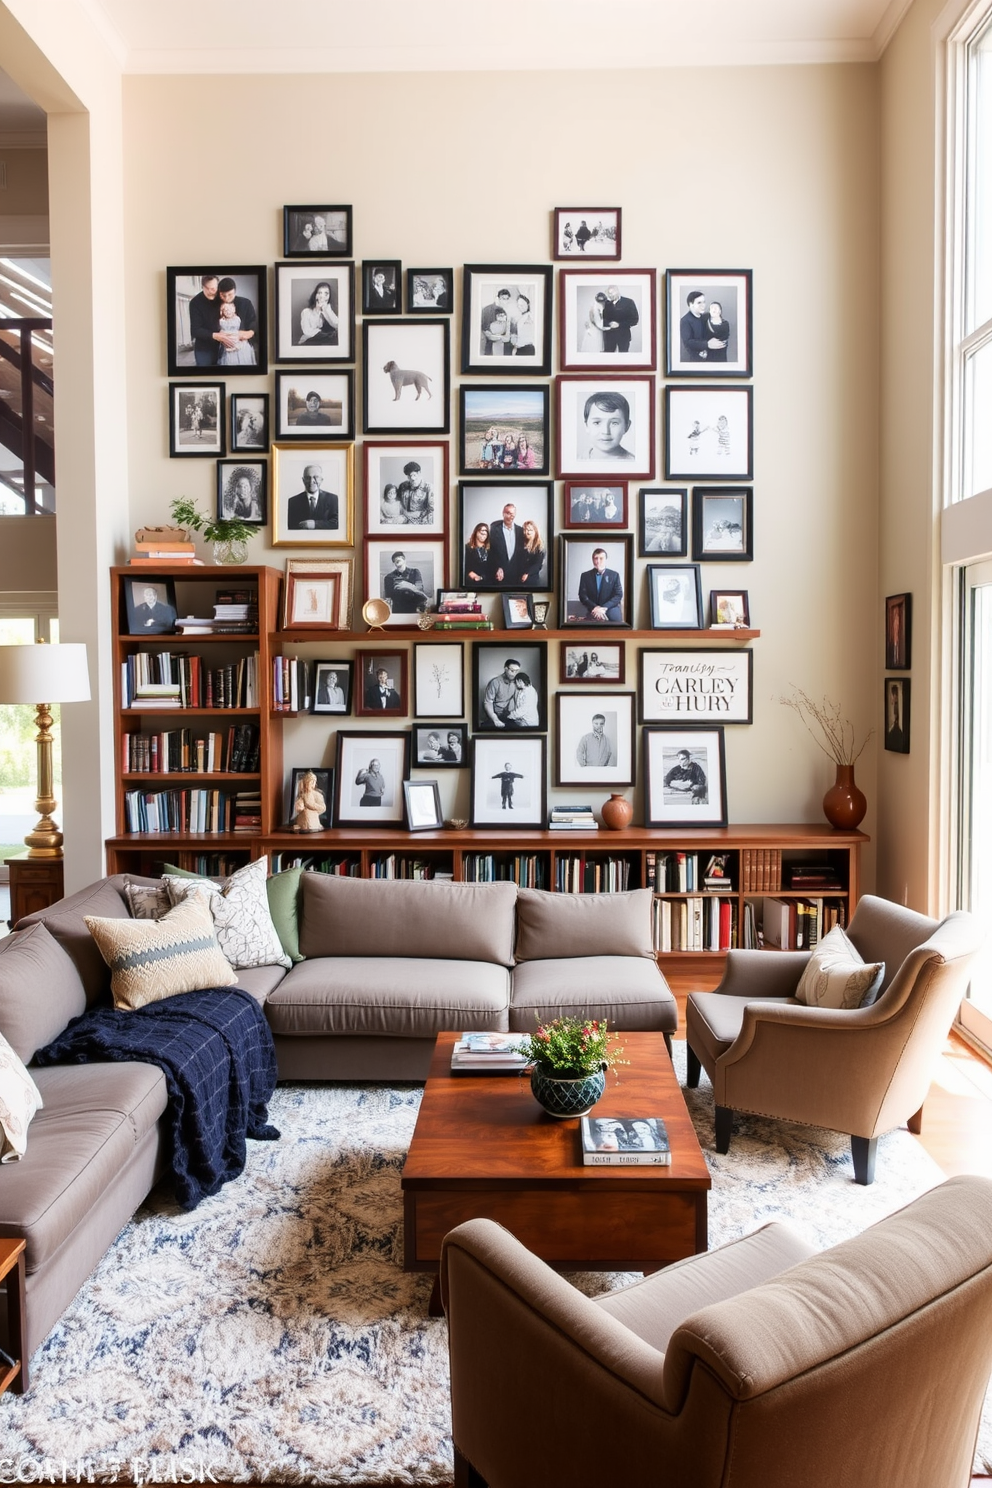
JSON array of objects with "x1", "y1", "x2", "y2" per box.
[{"x1": 638, "y1": 649, "x2": 753, "y2": 725}]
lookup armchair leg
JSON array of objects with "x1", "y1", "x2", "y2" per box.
[
  {"x1": 851, "y1": 1135, "x2": 877, "y2": 1186},
  {"x1": 454, "y1": 1446, "x2": 488, "y2": 1488},
  {"x1": 686, "y1": 1044, "x2": 701, "y2": 1088},
  {"x1": 907, "y1": 1105, "x2": 924, "y2": 1135},
  {"x1": 715, "y1": 1105, "x2": 733, "y2": 1154}
]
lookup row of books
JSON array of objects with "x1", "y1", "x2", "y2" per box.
[
  {"x1": 646, "y1": 851, "x2": 732, "y2": 893},
  {"x1": 122, "y1": 652, "x2": 259, "y2": 710},
  {"x1": 653, "y1": 896, "x2": 760, "y2": 952},
  {"x1": 554, "y1": 855, "x2": 633, "y2": 894},
  {"x1": 120, "y1": 724, "x2": 260, "y2": 775},
  {"x1": 124, "y1": 787, "x2": 239, "y2": 834},
  {"x1": 269, "y1": 853, "x2": 360, "y2": 875},
  {"x1": 462, "y1": 853, "x2": 548, "y2": 887},
  {"x1": 740, "y1": 849, "x2": 784, "y2": 893},
  {"x1": 762, "y1": 896, "x2": 846, "y2": 949},
  {"x1": 272, "y1": 656, "x2": 313, "y2": 714},
  {"x1": 783, "y1": 862, "x2": 845, "y2": 891},
  {"x1": 368, "y1": 856, "x2": 451, "y2": 879}
]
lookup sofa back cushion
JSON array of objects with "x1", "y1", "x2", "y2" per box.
[
  {"x1": 514, "y1": 887, "x2": 656, "y2": 962},
  {"x1": 299, "y1": 874, "x2": 517, "y2": 966},
  {"x1": 0, "y1": 920, "x2": 87, "y2": 1062},
  {"x1": 17, "y1": 874, "x2": 152, "y2": 1006}
]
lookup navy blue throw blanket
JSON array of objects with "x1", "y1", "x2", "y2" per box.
[{"x1": 34, "y1": 988, "x2": 279, "y2": 1211}]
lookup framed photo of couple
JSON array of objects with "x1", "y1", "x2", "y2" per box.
[
  {"x1": 665, "y1": 270, "x2": 753, "y2": 377},
  {"x1": 166, "y1": 267, "x2": 267, "y2": 377},
  {"x1": 472, "y1": 642, "x2": 548, "y2": 734},
  {"x1": 558, "y1": 269, "x2": 656, "y2": 372},
  {"x1": 461, "y1": 265, "x2": 553, "y2": 376}
]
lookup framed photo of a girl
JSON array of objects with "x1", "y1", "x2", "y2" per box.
[{"x1": 274, "y1": 261, "x2": 354, "y2": 363}]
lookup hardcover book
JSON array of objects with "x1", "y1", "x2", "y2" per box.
[{"x1": 579, "y1": 1116, "x2": 671, "y2": 1165}]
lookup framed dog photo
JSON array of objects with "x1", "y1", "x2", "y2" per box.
[
  {"x1": 365, "y1": 538, "x2": 447, "y2": 626},
  {"x1": 274, "y1": 261, "x2": 354, "y2": 364},
  {"x1": 355, "y1": 649, "x2": 408, "y2": 718},
  {"x1": 271, "y1": 443, "x2": 355, "y2": 548},
  {"x1": 639, "y1": 649, "x2": 753, "y2": 726},
  {"x1": 647, "y1": 563, "x2": 704, "y2": 629},
  {"x1": 169, "y1": 383, "x2": 223, "y2": 457},
  {"x1": 364, "y1": 441, "x2": 448, "y2": 536},
  {"x1": 363, "y1": 319, "x2": 450, "y2": 435},
  {"x1": 639, "y1": 488, "x2": 688, "y2": 557},
  {"x1": 556, "y1": 375, "x2": 655, "y2": 480},
  {"x1": 692, "y1": 487, "x2": 754, "y2": 563},
  {"x1": 413, "y1": 723, "x2": 466, "y2": 767},
  {"x1": 563, "y1": 482, "x2": 627, "y2": 529},
  {"x1": 472, "y1": 642, "x2": 548, "y2": 733},
  {"x1": 230, "y1": 393, "x2": 269, "y2": 453},
  {"x1": 470, "y1": 735, "x2": 547, "y2": 828},
  {"x1": 414, "y1": 642, "x2": 464, "y2": 718},
  {"x1": 283, "y1": 205, "x2": 352, "y2": 258},
  {"x1": 124, "y1": 576, "x2": 178, "y2": 636},
  {"x1": 558, "y1": 535, "x2": 633, "y2": 628},
  {"x1": 335, "y1": 730, "x2": 411, "y2": 828},
  {"x1": 555, "y1": 692, "x2": 636, "y2": 788},
  {"x1": 559, "y1": 269, "x2": 656, "y2": 372},
  {"x1": 560, "y1": 643, "x2": 625, "y2": 684},
  {"x1": 461, "y1": 265, "x2": 553, "y2": 376},
  {"x1": 643, "y1": 726, "x2": 728, "y2": 828},
  {"x1": 311, "y1": 660, "x2": 353, "y2": 715},
  {"x1": 274, "y1": 371, "x2": 354, "y2": 443},
  {"x1": 710, "y1": 589, "x2": 751, "y2": 628},
  {"x1": 362, "y1": 260, "x2": 401, "y2": 315},
  {"x1": 666, "y1": 270, "x2": 752, "y2": 377},
  {"x1": 884, "y1": 677, "x2": 911, "y2": 754},
  {"x1": 459, "y1": 481, "x2": 554, "y2": 592},
  {"x1": 216, "y1": 459, "x2": 266, "y2": 526},
  {"x1": 885, "y1": 592, "x2": 912, "y2": 670},
  {"x1": 664, "y1": 386, "x2": 753, "y2": 481},
  {"x1": 166, "y1": 267, "x2": 267, "y2": 376},
  {"x1": 459, "y1": 385, "x2": 550, "y2": 476},
  {"x1": 286, "y1": 766, "x2": 333, "y2": 832},
  {"x1": 408, "y1": 268, "x2": 452, "y2": 313},
  {"x1": 553, "y1": 209, "x2": 621, "y2": 261}
]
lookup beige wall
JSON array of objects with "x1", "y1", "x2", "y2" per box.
[
  {"x1": 0, "y1": 145, "x2": 47, "y2": 213},
  {"x1": 122, "y1": 66, "x2": 881, "y2": 850},
  {"x1": 0, "y1": 514, "x2": 57, "y2": 589}
]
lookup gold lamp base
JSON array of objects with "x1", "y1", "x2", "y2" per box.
[{"x1": 23, "y1": 702, "x2": 63, "y2": 860}]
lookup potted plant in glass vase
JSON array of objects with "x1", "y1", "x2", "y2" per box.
[
  {"x1": 516, "y1": 1016, "x2": 627, "y2": 1119},
  {"x1": 169, "y1": 495, "x2": 257, "y2": 566}
]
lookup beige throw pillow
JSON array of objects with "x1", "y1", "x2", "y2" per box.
[
  {"x1": 0, "y1": 1030, "x2": 43, "y2": 1162},
  {"x1": 85, "y1": 895, "x2": 237, "y2": 1010},
  {"x1": 164, "y1": 856, "x2": 292, "y2": 971},
  {"x1": 794, "y1": 924, "x2": 885, "y2": 1010}
]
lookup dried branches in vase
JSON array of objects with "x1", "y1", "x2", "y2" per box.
[{"x1": 780, "y1": 686, "x2": 872, "y2": 830}]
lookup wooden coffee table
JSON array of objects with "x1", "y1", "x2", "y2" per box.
[{"x1": 402, "y1": 1032, "x2": 710, "y2": 1312}]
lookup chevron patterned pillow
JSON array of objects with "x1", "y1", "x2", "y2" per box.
[{"x1": 85, "y1": 894, "x2": 237, "y2": 1010}]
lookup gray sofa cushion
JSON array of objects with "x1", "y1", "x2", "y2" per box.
[
  {"x1": 510, "y1": 956, "x2": 678, "y2": 1033},
  {"x1": 514, "y1": 887, "x2": 656, "y2": 962},
  {"x1": 299, "y1": 875, "x2": 517, "y2": 966},
  {"x1": 232, "y1": 963, "x2": 288, "y2": 1005},
  {"x1": 18, "y1": 874, "x2": 160, "y2": 1006},
  {"x1": 266, "y1": 957, "x2": 511, "y2": 1038},
  {"x1": 0, "y1": 922, "x2": 87, "y2": 1063}
]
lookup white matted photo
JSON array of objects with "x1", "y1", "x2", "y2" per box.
[
  {"x1": 556, "y1": 376, "x2": 654, "y2": 479},
  {"x1": 335, "y1": 731, "x2": 411, "y2": 827},
  {"x1": 274, "y1": 261, "x2": 354, "y2": 363},
  {"x1": 553, "y1": 209, "x2": 621, "y2": 260},
  {"x1": 275, "y1": 371, "x2": 354, "y2": 441},
  {"x1": 271, "y1": 443, "x2": 354, "y2": 547},
  {"x1": 559, "y1": 270, "x2": 656, "y2": 371},
  {"x1": 643, "y1": 726, "x2": 728, "y2": 828},
  {"x1": 555, "y1": 692, "x2": 635, "y2": 788},
  {"x1": 666, "y1": 270, "x2": 752, "y2": 377},
  {"x1": 414, "y1": 643, "x2": 464, "y2": 718},
  {"x1": 639, "y1": 649, "x2": 753, "y2": 725},
  {"x1": 364, "y1": 442, "x2": 447, "y2": 535},
  {"x1": 461, "y1": 265, "x2": 553, "y2": 376},
  {"x1": 169, "y1": 383, "x2": 223, "y2": 457},
  {"x1": 363, "y1": 320, "x2": 450, "y2": 435},
  {"x1": 365, "y1": 538, "x2": 446, "y2": 626},
  {"x1": 470, "y1": 736, "x2": 547, "y2": 827},
  {"x1": 664, "y1": 386, "x2": 753, "y2": 480}
]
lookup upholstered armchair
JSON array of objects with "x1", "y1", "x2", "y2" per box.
[
  {"x1": 685, "y1": 895, "x2": 982, "y2": 1182},
  {"x1": 441, "y1": 1176, "x2": 992, "y2": 1488}
]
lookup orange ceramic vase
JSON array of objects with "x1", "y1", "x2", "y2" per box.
[
  {"x1": 601, "y1": 794, "x2": 634, "y2": 830},
  {"x1": 822, "y1": 765, "x2": 867, "y2": 830}
]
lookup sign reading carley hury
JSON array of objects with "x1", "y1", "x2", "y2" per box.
[{"x1": 638, "y1": 648, "x2": 753, "y2": 724}]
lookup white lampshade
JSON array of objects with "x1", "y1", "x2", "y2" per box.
[{"x1": 0, "y1": 643, "x2": 91, "y2": 704}]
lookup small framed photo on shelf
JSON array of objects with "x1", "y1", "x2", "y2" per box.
[
  {"x1": 364, "y1": 441, "x2": 448, "y2": 536},
  {"x1": 470, "y1": 735, "x2": 547, "y2": 828},
  {"x1": 554, "y1": 691, "x2": 635, "y2": 788},
  {"x1": 274, "y1": 261, "x2": 354, "y2": 364},
  {"x1": 556, "y1": 375, "x2": 655, "y2": 480},
  {"x1": 365, "y1": 538, "x2": 447, "y2": 626},
  {"x1": 884, "y1": 677, "x2": 911, "y2": 753},
  {"x1": 216, "y1": 459, "x2": 266, "y2": 526},
  {"x1": 362, "y1": 260, "x2": 402, "y2": 315},
  {"x1": 665, "y1": 270, "x2": 753, "y2": 377},
  {"x1": 169, "y1": 383, "x2": 223, "y2": 457},
  {"x1": 560, "y1": 642, "x2": 625, "y2": 684},
  {"x1": 472, "y1": 641, "x2": 548, "y2": 733},
  {"x1": 413, "y1": 642, "x2": 464, "y2": 718},
  {"x1": 355, "y1": 649, "x2": 408, "y2": 718},
  {"x1": 647, "y1": 563, "x2": 704, "y2": 629},
  {"x1": 230, "y1": 393, "x2": 269, "y2": 452},
  {"x1": 166, "y1": 267, "x2": 267, "y2": 376},
  {"x1": 643, "y1": 726, "x2": 728, "y2": 828},
  {"x1": 709, "y1": 589, "x2": 751, "y2": 628},
  {"x1": 271, "y1": 443, "x2": 354, "y2": 548},
  {"x1": 639, "y1": 648, "x2": 753, "y2": 725},
  {"x1": 458, "y1": 481, "x2": 554, "y2": 591},
  {"x1": 283, "y1": 205, "x2": 352, "y2": 258},
  {"x1": 664, "y1": 386, "x2": 753, "y2": 480},
  {"x1": 553, "y1": 209, "x2": 621, "y2": 260},
  {"x1": 459, "y1": 385, "x2": 550, "y2": 476},
  {"x1": 638, "y1": 488, "x2": 688, "y2": 557},
  {"x1": 558, "y1": 268, "x2": 656, "y2": 371},
  {"x1": 413, "y1": 723, "x2": 466, "y2": 766},
  {"x1": 124, "y1": 576, "x2": 178, "y2": 636},
  {"x1": 692, "y1": 487, "x2": 754, "y2": 562},
  {"x1": 502, "y1": 593, "x2": 535, "y2": 629},
  {"x1": 407, "y1": 268, "x2": 452, "y2": 313},
  {"x1": 885, "y1": 593, "x2": 912, "y2": 669},
  {"x1": 563, "y1": 481, "x2": 627, "y2": 529},
  {"x1": 558, "y1": 534, "x2": 633, "y2": 627},
  {"x1": 311, "y1": 661, "x2": 353, "y2": 715},
  {"x1": 335, "y1": 731, "x2": 411, "y2": 828},
  {"x1": 286, "y1": 766, "x2": 333, "y2": 832},
  {"x1": 461, "y1": 264, "x2": 553, "y2": 376},
  {"x1": 403, "y1": 779, "x2": 443, "y2": 832},
  {"x1": 274, "y1": 371, "x2": 355, "y2": 441},
  {"x1": 282, "y1": 558, "x2": 354, "y2": 631},
  {"x1": 363, "y1": 319, "x2": 451, "y2": 435}
]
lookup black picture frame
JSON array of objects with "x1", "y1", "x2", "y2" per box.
[
  {"x1": 638, "y1": 488, "x2": 688, "y2": 557},
  {"x1": 274, "y1": 261, "x2": 355, "y2": 364},
  {"x1": 638, "y1": 648, "x2": 753, "y2": 725},
  {"x1": 647, "y1": 563, "x2": 705, "y2": 629},
  {"x1": 283, "y1": 205, "x2": 352, "y2": 258},
  {"x1": 472, "y1": 641, "x2": 548, "y2": 733},
  {"x1": 461, "y1": 264, "x2": 553, "y2": 376},
  {"x1": 407, "y1": 268, "x2": 453, "y2": 314},
  {"x1": 692, "y1": 487, "x2": 754, "y2": 562},
  {"x1": 665, "y1": 270, "x2": 753, "y2": 377},
  {"x1": 469, "y1": 735, "x2": 547, "y2": 828},
  {"x1": 274, "y1": 370, "x2": 355, "y2": 441},
  {"x1": 169, "y1": 382, "x2": 223, "y2": 457},
  {"x1": 230, "y1": 393, "x2": 269, "y2": 453},
  {"x1": 458, "y1": 481, "x2": 554, "y2": 592},
  {"x1": 885, "y1": 593, "x2": 912, "y2": 670},
  {"x1": 554, "y1": 691, "x2": 636, "y2": 788},
  {"x1": 287, "y1": 766, "x2": 333, "y2": 831},
  {"x1": 403, "y1": 779, "x2": 443, "y2": 831},
  {"x1": 166, "y1": 267, "x2": 267, "y2": 377},
  {"x1": 502, "y1": 593, "x2": 535, "y2": 629},
  {"x1": 334, "y1": 730, "x2": 411, "y2": 828},
  {"x1": 664, "y1": 386, "x2": 753, "y2": 481},
  {"x1": 884, "y1": 677, "x2": 911, "y2": 753},
  {"x1": 413, "y1": 723, "x2": 467, "y2": 767},
  {"x1": 362, "y1": 260, "x2": 402, "y2": 315},
  {"x1": 459, "y1": 385, "x2": 550, "y2": 476},
  {"x1": 123, "y1": 576, "x2": 178, "y2": 636},
  {"x1": 709, "y1": 589, "x2": 751, "y2": 628},
  {"x1": 362, "y1": 319, "x2": 451, "y2": 435},
  {"x1": 216, "y1": 459, "x2": 267, "y2": 526},
  {"x1": 559, "y1": 643, "x2": 626, "y2": 684},
  {"x1": 558, "y1": 534, "x2": 633, "y2": 628},
  {"x1": 643, "y1": 726, "x2": 728, "y2": 828},
  {"x1": 311, "y1": 660, "x2": 353, "y2": 716}
]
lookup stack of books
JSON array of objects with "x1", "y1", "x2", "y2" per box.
[
  {"x1": 450, "y1": 1032, "x2": 529, "y2": 1074},
  {"x1": 232, "y1": 790, "x2": 262, "y2": 833},
  {"x1": 129, "y1": 537, "x2": 200, "y2": 566},
  {"x1": 579, "y1": 1116, "x2": 671, "y2": 1166},
  {"x1": 132, "y1": 681, "x2": 181, "y2": 709},
  {"x1": 175, "y1": 616, "x2": 215, "y2": 635},
  {"x1": 549, "y1": 804, "x2": 598, "y2": 831},
  {"x1": 213, "y1": 590, "x2": 258, "y2": 634},
  {"x1": 433, "y1": 592, "x2": 491, "y2": 631}
]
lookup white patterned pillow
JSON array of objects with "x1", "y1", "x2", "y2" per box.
[
  {"x1": 794, "y1": 924, "x2": 885, "y2": 1010},
  {"x1": 0, "y1": 1030, "x2": 43, "y2": 1162},
  {"x1": 86, "y1": 895, "x2": 238, "y2": 1010},
  {"x1": 164, "y1": 856, "x2": 292, "y2": 971}
]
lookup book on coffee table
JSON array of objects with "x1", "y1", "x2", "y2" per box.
[
  {"x1": 451, "y1": 1032, "x2": 529, "y2": 1073},
  {"x1": 579, "y1": 1116, "x2": 671, "y2": 1165}
]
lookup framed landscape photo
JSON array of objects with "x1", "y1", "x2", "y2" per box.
[
  {"x1": 643, "y1": 726, "x2": 728, "y2": 828},
  {"x1": 408, "y1": 268, "x2": 452, "y2": 313},
  {"x1": 560, "y1": 642, "x2": 625, "y2": 684},
  {"x1": 286, "y1": 767, "x2": 333, "y2": 831},
  {"x1": 413, "y1": 642, "x2": 464, "y2": 718},
  {"x1": 459, "y1": 385, "x2": 550, "y2": 476},
  {"x1": 638, "y1": 488, "x2": 688, "y2": 557},
  {"x1": 558, "y1": 534, "x2": 633, "y2": 628},
  {"x1": 647, "y1": 563, "x2": 704, "y2": 629},
  {"x1": 283, "y1": 558, "x2": 354, "y2": 630},
  {"x1": 710, "y1": 589, "x2": 751, "y2": 628},
  {"x1": 169, "y1": 383, "x2": 223, "y2": 457},
  {"x1": 461, "y1": 265, "x2": 553, "y2": 376},
  {"x1": 124, "y1": 576, "x2": 178, "y2": 636},
  {"x1": 365, "y1": 538, "x2": 447, "y2": 626},
  {"x1": 639, "y1": 649, "x2": 753, "y2": 725},
  {"x1": 559, "y1": 269, "x2": 656, "y2": 371},
  {"x1": 414, "y1": 723, "x2": 466, "y2": 767},
  {"x1": 459, "y1": 481, "x2": 554, "y2": 592},
  {"x1": 230, "y1": 393, "x2": 269, "y2": 452},
  {"x1": 885, "y1": 592, "x2": 912, "y2": 670},
  {"x1": 555, "y1": 691, "x2": 635, "y2": 788},
  {"x1": 563, "y1": 482, "x2": 627, "y2": 529},
  {"x1": 275, "y1": 371, "x2": 355, "y2": 441},
  {"x1": 274, "y1": 261, "x2": 354, "y2": 364},
  {"x1": 364, "y1": 441, "x2": 448, "y2": 536},
  {"x1": 363, "y1": 319, "x2": 450, "y2": 435},
  {"x1": 355, "y1": 649, "x2": 408, "y2": 718},
  {"x1": 362, "y1": 260, "x2": 401, "y2": 315},
  {"x1": 283, "y1": 205, "x2": 352, "y2": 258},
  {"x1": 664, "y1": 386, "x2": 753, "y2": 480},
  {"x1": 404, "y1": 779, "x2": 443, "y2": 832},
  {"x1": 311, "y1": 660, "x2": 353, "y2": 715},
  {"x1": 472, "y1": 641, "x2": 548, "y2": 733},
  {"x1": 884, "y1": 677, "x2": 911, "y2": 754},
  {"x1": 335, "y1": 730, "x2": 411, "y2": 828},
  {"x1": 556, "y1": 375, "x2": 655, "y2": 479},
  {"x1": 470, "y1": 735, "x2": 547, "y2": 828},
  {"x1": 553, "y1": 209, "x2": 621, "y2": 260},
  {"x1": 666, "y1": 270, "x2": 752, "y2": 377},
  {"x1": 166, "y1": 267, "x2": 267, "y2": 376},
  {"x1": 216, "y1": 459, "x2": 266, "y2": 526},
  {"x1": 271, "y1": 443, "x2": 354, "y2": 547},
  {"x1": 692, "y1": 487, "x2": 754, "y2": 562}
]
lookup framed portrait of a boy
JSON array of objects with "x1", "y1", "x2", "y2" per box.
[
  {"x1": 169, "y1": 383, "x2": 223, "y2": 457},
  {"x1": 363, "y1": 319, "x2": 450, "y2": 435},
  {"x1": 666, "y1": 270, "x2": 752, "y2": 377},
  {"x1": 558, "y1": 535, "x2": 633, "y2": 628},
  {"x1": 271, "y1": 443, "x2": 354, "y2": 548},
  {"x1": 274, "y1": 371, "x2": 354, "y2": 441},
  {"x1": 556, "y1": 376, "x2": 655, "y2": 480},
  {"x1": 364, "y1": 441, "x2": 448, "y2": 536},
  {"x1": 461, "y1": 265, "x2": 553, "y2": 376},
  {"x1": 166, "y1": 267, "x2": 267, "y2": 377},
  {"x1": 643, "y1": 726, "x2": 728, "y2": 828},
  {"x1": 559, "y1": 269, "x2": 656, "y2": 372},
  {"x1": 664, "y1": 386, "x2": 753, "y2": 481},
  {"x1": 470, "y1": 736, "x2": 547, "y2": 828},
  {"x1": 274, "y1": 261, "x2": 354, "y2": 364},
  {"x1": 555, "y1": 692, "x2": 635, "y2": 788}
]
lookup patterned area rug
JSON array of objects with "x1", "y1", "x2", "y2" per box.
[{"x1": 0, "y1": 1046, "x2": 988, "y2": 1484}]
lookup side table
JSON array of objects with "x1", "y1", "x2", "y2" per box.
[
  {"x1": 4, "y1": 856, "x2": 63, "y2": 930},
  {"x1": 0, "y1": 1238, "x2": 26, "y2": 1394}
]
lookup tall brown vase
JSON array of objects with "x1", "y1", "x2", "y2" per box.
[{"x1": 822, "y1": 765, "x2": 867, "y2": 830}]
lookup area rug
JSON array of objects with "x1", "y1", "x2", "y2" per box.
[{"x1": 0, "y1": 1045, "x2": 988, "y2": 1484}]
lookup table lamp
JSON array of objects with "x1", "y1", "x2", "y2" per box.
[{"x1": 0, "y1": 642, "x2": 91, "y2": 858}]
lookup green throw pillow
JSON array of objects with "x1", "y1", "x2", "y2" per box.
[{"x1": 265, "y1": 867, "x2": 305, "y2": 964}]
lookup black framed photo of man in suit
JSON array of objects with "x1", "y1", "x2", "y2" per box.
[
  {"x1": 356, "y1": 650, "x2": 408, "y2": 718},
  {"x1": 559, "y1": 535, "x2": 633, "y2": 628},
  {"x1": 124, "y1": 578, "x2": 178, "y2": 636}
]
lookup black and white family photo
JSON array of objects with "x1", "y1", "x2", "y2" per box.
[
  {"x1": 408, "y1": 270, "x2": 452, "y2": 312},
  {"x1": 563, "y1": 482, "x2": 627, "y2": 528},
  {"x1": 666, "y1": 270, "x2": 752, "y2": 377},
  {"x1": 459, "y1": 482, "x2": 553, "y2": 592},
  {"x1": 365, "y1": 443, "x2": 447, "y2": 535},
  {"x1": 414, "y1": 724, "x2": 466, "y2": 766},
  {"x1": 561, "y1": 643, "x2": 624, "y2": 682},
  {"x1": 167, "y1": 269, "x2": 266, "y2": 375},
  {"x1": 462, "y1": 266, "x2": 552, "y2": 375},
  {"x1": 472, "y1": 643, "x2": 547, "y2": 733}
]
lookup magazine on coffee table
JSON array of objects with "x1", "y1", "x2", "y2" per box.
[
  {"x1": 451, "y1": 1032, "x2": 529, "y2": 1073},
  {"x1": 579, "y1": 1116, "x2": 671, "y2": 1165}
]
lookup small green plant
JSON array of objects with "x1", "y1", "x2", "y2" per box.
[
  {"x1": 515, "y1": 1016, "x2": 627, "y2": 1080},
  {"x1": 170, "y1": 495, "x2": 256, "y2": 549}
]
